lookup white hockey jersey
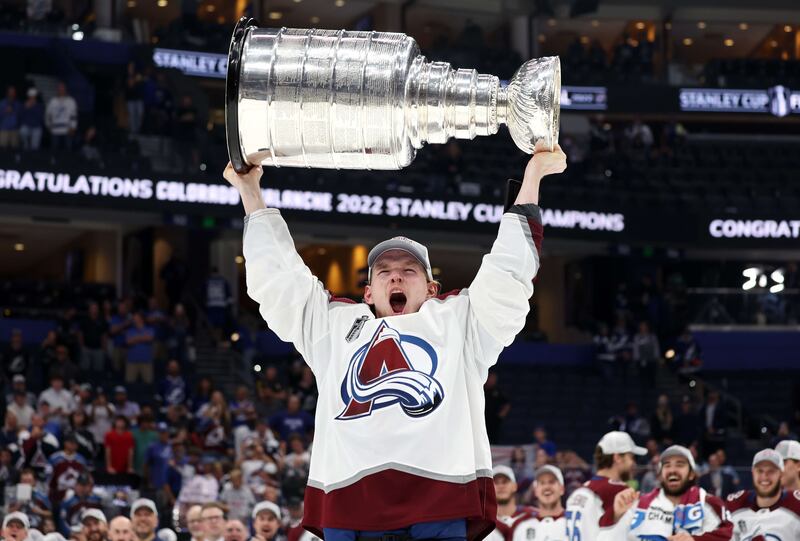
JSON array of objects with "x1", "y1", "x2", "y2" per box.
[
  {"x1": 565, "y1": 476, "x2": 632, "y2": 541},
  {"x1": 510, "y1": 511, "x2": 567, "y2": 541},
  {"x1": 625, "y1": 486, "x2": 732, "y2": 540},
  {"x1": 727, "y1": 489, "x2": 800, "y2": 541},
  {"x1": 243, "y1": 205, "x2": 544, "y2": 539}
]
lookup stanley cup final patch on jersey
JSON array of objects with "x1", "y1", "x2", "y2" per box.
[
  {"x1": 336, "y1": 320, "x2": 444, "y2": 420},
  {"x1": 345, "y1": 315, "x2": 370, "y2": 343}
]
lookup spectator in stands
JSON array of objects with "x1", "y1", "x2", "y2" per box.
[
  {"x1": 702, "y1": 390, "x2": 726, "y2": 456},
  {"x1": 558, "y1": 450, "x2": 590, "y2": 497},
  {"x1": 623, "y1": 118, "x2": 654, "y2": 150},
  {"x1": 484, "y1": 370, "x2": 510, "y2": 444},
  {"x1": 79, "y1": 301, "x2": 108, "y2": 375},
  {"x1": 223, "y1": 519, "x2": 247, "y2": 541},
  {"x1": 125, "y1": 63, "x2": 144, "y2": 134},
  {"x1": 771, "y1": 421, "x2": 798, "y2": 448},
  {"x1": 108, "y1": 516, "x2": 134, "y2": 541},
  {"x1": 39, "y1": 374, "x2": 75, "y2": 425},
  {"x1": 1, "y1": 512, "x2": 29, "y2": 541},
  {"x1": 610, "y1": 402, "x2": 650, "y2": 442},
  {"x1": 130, "y1": 498, "x2": 158, "y2": 541},
  {"x1": 125, "y1": 312, "x2": 155, "y2": 385},
  {"x1": 251, "y1": 501, "x2": 281, "y2": 541},
  {"x1": 175, "y1": 94, "x2": 199, "y2": 168},
  {"x1": 593, "y1": 323, "x2": 618, "y2": 380},
  {"x1": 19, "y1": 87, "x2": 44, "y2": 150},
  {"x1": 639, "y1": 452, "x2": 661, "y2": 493},
  {"x1": 205, "y1": 267, "x2": 232, "y2": 339},
  {"x1": 45, "y1": 82, "x2": 77, "y2": 151},
  {"x1": 255, "y1": 365, "x2": 287, "y2": 419},
  {"x1": 144, "y1": 422, "x2": 172, "y2": 492},
  {"x1": 282, "y1": 432, "x2": 310, "y2": 497},
  {"x1": 113, "y1": 387, "x2": 141, "y2": 423},
  {"x1": 178, "y1": 457, "x2": 219, "y2": 505},
  {"x1": 19, "y1": 413, "x2": 59, "y2": 476},
  {"x1": 105, "y1": 416, "x2": 135, "y2": 476},
  {"x1": 49, "y1": 432, "x2": 89, "y2": 503},
  {"x1": 650, "y1": 394, "x2": 675, "y2": 444},
  {"x1": 58, "y1": 473, "x2": 102, "y2": 535},
  {"x1": 200, "y1": 494, "x2": 229, "y2": 535},
  {"x1": 67, "y1": 409, "x2": 97, "y2": 460},
  {"x1": 269, "y1": 394, "x2": 314, "y2": 441},
  {"x1": 49, "y1": 344, "x2": 79, "y2": 388},
  {"x1": 632, "y1": 321, "x2": 659, "y2": 386},
  {"x1": 6, "y1": 374, "x2": 36, "y2": 407},
  {"x1": 157, "y1": 360, "x2": 188, "y2": 408},
  {"x1": 533, "y1": 426, "x2": 556, "y2": 457},
  {"x1": 0, "y1": 85, "x2": 21, "y2": 148},
  {"x1": 133, "y1": 414, "x2": 158, "y2": 476},
  {"x1": 80, "y1": 126, "x2": 103, "y2": 166},
  {"x1": 292, "y1": 366, "x2": 317, "y2": 414},
  {"x1": 698, "y1": 450, "x2": 736, "y2": 498},
  {"x1": 2, "y1": 329, "x2": 30, "y2": 385},
  {"x1": 219, "y1": 468, "x2": 255, "y2": 523},
  {"x1": 109, "y1": 300, "x2": 133, "y2": 373},
  {"x1": 509, "y1": 447, "x2": 530, "y2": 484},
  {"x1": 6, "y1": 468, "x2": 53, "y2": 529},
  {"x1": 229, "y1": 386, "x2": 254, "y2": 428},
  {"x1": 185, "y1": 505, "x2": 205, "y2": 541},
  {"x1": 674, "y1": 395, "x2": 701, "y2": 448},
  {"x1": 192, "y1": 377, "x2": 214, "y2": 414},
  {"x1": 86, "y1": 388, "x2": 115, "y2": 446},
  {"x1": 166, "y1": 303, "x2": 191, "y2": 363},
  {"x1": 8, "y1": 389, "x2": 35, "y2": 427}
]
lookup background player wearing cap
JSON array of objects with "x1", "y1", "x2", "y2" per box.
[
  {"x1": 224, "y1": 144, "x2": 566, "y2": 541},
  {"x1": 565, "y1": 431, "x2": 645, "y2": 541},
  {"x1": 620, "y1": 445, "x2": 732, "y2": 540},
  {"x1": 130, "y1": 499, "x2": 158, "y2": 541},
  {"x1": 508, "y1": 466, "x2": 567, "y2": 541},
  {"x1": 81, "y1": 509, "x2": 108, "y2": 541},
  {"x1": 2, "y1": 513, "x2": 30, "y2": 541},
  {"x1": 727, "y1": 448, "x2": 800, "y2": 541},
  {"x1": 775, "y1": 440, "x2": 800, "y2": 492},
  {"x1": 485, "y1": 466, "x2": 533, "y2": 541}
]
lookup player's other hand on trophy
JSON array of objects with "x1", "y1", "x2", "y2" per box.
[
  {"x1": 223, "y1": 161, "x2": 263, "y2": 192},
  {"x1": 525, "y1": 142, "x2": 567, "y2": 183}
]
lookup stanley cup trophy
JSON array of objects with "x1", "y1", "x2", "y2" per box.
[{"x1": 225, "y1": 17, "x2": 560, "y2": 173}]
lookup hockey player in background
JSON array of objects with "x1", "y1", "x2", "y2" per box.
[
  {"x1": 622, "y1": 445, "x2": 732, "y2": 540},
  {"x1": 565, "y1": 431, "x2": 645, "y2": 541},
  {"x1": 728, "y1": 448, "x2": 800, "y2": 541},
  {"x1": 509, "y1": 465, "x2": 567, "y2": 541},
  {"x1": 223, "y1": 144, "x2": 567, "y2": 541}
]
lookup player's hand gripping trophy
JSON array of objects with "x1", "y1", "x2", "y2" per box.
[{"x1": 225, "y1": 18, "x2": 561, "y2": 173}]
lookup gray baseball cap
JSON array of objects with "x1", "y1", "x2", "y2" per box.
[
  {"x1": 660, "y1": 445, "x2": 697, "y2": 471},
  {"x1": 3, "y1": 512, "x2": 30, "y2": 529},
  {"x1": 535, "y1": 465, "x2": 565, "y2": 486},
  {"x1": 492, "y1": 465, "x2": 516, "y2": 483},
  {"x1": 368, "y1": 236, "x2": 433, "y2": 281},
  {"x1": 753, "y1": 448, "x2": 784, "y2": 471},
  {"x1": 252, "y1": 501, "x2": 281, "y2": 521}
]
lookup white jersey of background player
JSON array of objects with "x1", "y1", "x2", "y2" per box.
[
  {"x1": 485, "y1": 466, "x2": 535, "y2": 541},
  {"x1": 622, "y1": 445, "x2": 733, "y2": 540},
  {"x1": 565, "y1": 431, "x2": 645, "y2": 541},
  {"x1": 509, "y1": 465, "x2": 567, "y2": 541},
  {"x1": 728, "y1": 449, "x2": 800, "y2": 541},
  {"x1": 775, "y1": 440, "x2": 800, "y2": 493}
]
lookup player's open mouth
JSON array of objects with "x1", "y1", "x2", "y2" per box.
[{"x1": 390, "y1": 292, "x2": 407, "y2": 314}]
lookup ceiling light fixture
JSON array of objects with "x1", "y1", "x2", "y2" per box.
[
  {"x1": 784, "y1": 25, "x2": 792, "y2": 33},
  {"x1": 724, "y1": 38, "x2": 734, "y2": 46},
  {"x1": 591, "y1": 20, "x2": 599, "y2": 27},
  {"x1": 310, "y1": 16, "x2": 320, "y2": 24},
  {"x1": 547, "y1": 19, "x2": 556, "y2": 27},
  {"x1": 157, "y1": 0, "x2": 167, "y2": 6},
  {"x1": 738, "y1": 23, "x2": 748, "y2": 30},
  {"x1": 697, "y1": 21, "x2": 706, "y2": 29},
  {"x1": 635, "y1": 22, "x2": 645, "y2": 30},
  {"x1": 268, "y1": 11, "x2": 282, "y2": 19},
  {"x1": 683, "y1": 38, "x2": 693, "y2": 46},
  {"x1": 334, "y1": 0, "x2": 345, "y2": 6}
]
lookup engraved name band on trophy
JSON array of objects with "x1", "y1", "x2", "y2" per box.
[{"x1": 225, "y1": 17, "x2": 561, "y2": 173}]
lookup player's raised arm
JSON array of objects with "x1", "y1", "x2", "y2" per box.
[
  {"x1": 466, "y1": 146, "x2": 566, "y2": 365},
  {"x1": 223, "y1": 162, "x2": 332, "y2": 363}
]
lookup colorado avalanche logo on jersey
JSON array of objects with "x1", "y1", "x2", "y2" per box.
[{"x1": 336, "y1": 321, "x2": 444, "y2": 420}]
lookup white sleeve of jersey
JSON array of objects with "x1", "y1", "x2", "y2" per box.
[
  {"x1": 243, "y1": 209, "x2": 332, "y2": 366},
  {"x1": 566, "y1": 488, "x2": 600, "y2": 541},
  {"x1": 466, "y1": 210, "x2": 540, "y2": 375}
]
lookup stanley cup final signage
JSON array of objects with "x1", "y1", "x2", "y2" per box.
[
  {"x1": 224, "y1": 18, "x2": 561, "y2": 173},
  {"x1": 679, "y1": 86, "x2": 800, "y2": 117}
]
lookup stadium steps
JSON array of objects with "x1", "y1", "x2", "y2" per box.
[{"x1": 194, "y1": 344, "x2": 249, "y2": 397}]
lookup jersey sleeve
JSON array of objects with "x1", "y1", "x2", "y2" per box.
[
  {"x1": 464, "y1": 205, "x2": 542, "y2": 375},
  {"x1": 243, "y1": 208, "x2": 336, "y2": 369},
  {"x1": 566, "y1": 487, "x2": 600, "y2": 541},
  {"x1": 694, "y1": 495, "x2": 734, "y2": 541}
]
